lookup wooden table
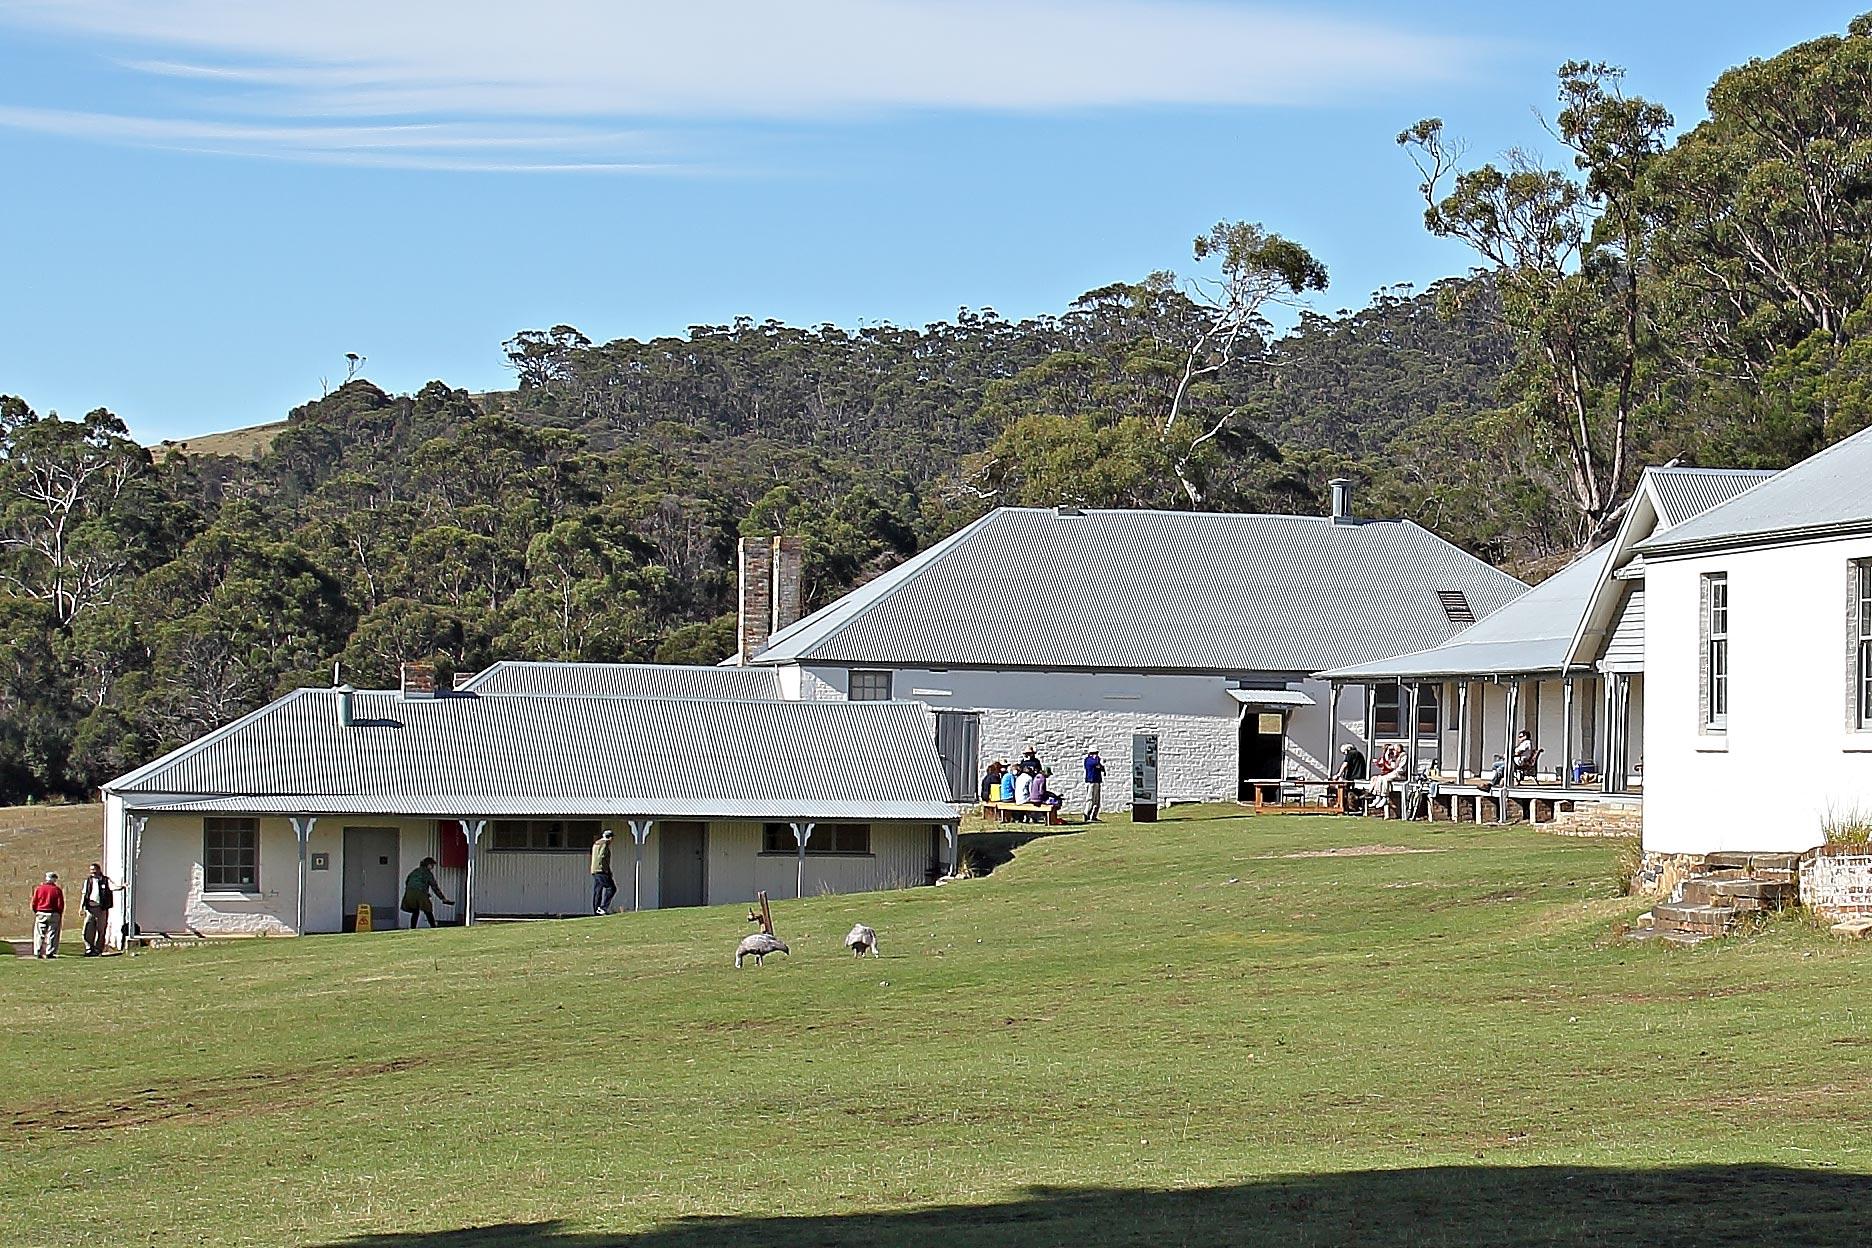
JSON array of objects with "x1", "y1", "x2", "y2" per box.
[{"x1": 1245, "y1": 779, "x2": 1353, "y2": 815}]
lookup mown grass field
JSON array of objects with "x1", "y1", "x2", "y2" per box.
[
  {"x1": 5, "y1": 808, "x2": 1868, "y2": 1247},
  {"x1": 0, "y1": 804, "x2": 103, "y2": 942}
]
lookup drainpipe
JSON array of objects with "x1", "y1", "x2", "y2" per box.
[{"x1": 460, "y1": 819, "x2": 489, "y2": 925}]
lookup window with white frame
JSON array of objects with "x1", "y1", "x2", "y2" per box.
[
  {"x1": 848, "y1": 669, "x2": 892, "y2": 701},
  {"x1": 1703, "y1": 573, "x2": 1729, "y2": 730},
  {"x1": 1373, "y1": 683, "x2": 1437, "y2": 739},
  {"x1": 203, "y1": 817, "x2": 259, "y2": 891},
  {"x1": 1856, "y1": 560, "x2": 1872, "y2": 728}
]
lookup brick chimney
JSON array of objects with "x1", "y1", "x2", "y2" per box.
[
  {"x1": 737, "y1": 537, "x2": 774, "y2": 661},
  {"x1": 771, "y1": 536, "x2": 805, "y2": 636},
  {"x1": 400, "y1": 661, "x2": 438, "y2": 699}
]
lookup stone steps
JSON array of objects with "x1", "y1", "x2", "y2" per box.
[{"x1": 1631, "y1": 853, "x2": 1803, "y2": 944}]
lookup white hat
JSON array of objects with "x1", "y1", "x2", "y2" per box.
[
  {"x1": 44, "y1": 871, "x2": 57, "y2": 881},
  {"x1": 601, "y1": 829, "x2": 614, "y2": 839}
]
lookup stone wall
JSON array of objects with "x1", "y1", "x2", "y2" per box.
[
  {"x1": 1799, "y1": 849, "x2": 1872, "y2": 919},
  {"x1": 1632, "y1": 851, "x2": 1705, "y2": 900},
  {"x1": 1550, "y1": 803, "x2": 1645, "y2": 839},
  {"x1": 977, "y1": 706, "x2": 1237, "y2": 808}
]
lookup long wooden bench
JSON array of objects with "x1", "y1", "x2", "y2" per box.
[{"x1": 981, "y1": 799, "x2": 1066, "y2": 825}]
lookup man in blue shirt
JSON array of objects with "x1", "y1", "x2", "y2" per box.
[{"x1": 1083, "y1": 750, "x2": 1105, "y2": 822}]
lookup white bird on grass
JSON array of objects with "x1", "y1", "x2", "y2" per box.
[
  {"x1": 735, "y1": 932, "x2": 789, "y2": 968},
  {"x1": 845, "y1": 924, "x2": 879, "y2": 957}
]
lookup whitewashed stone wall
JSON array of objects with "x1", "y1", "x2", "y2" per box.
[
  {"x1": 977, "y1": 707, "x2": 1238, "y2": 808},
  {"x1": 1801, "y1": 851, "x2": 1872, "y2": 918}
]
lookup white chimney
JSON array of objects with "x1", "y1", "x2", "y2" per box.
[{"x1": 1329, "y1": 478, "x2": 1356, "y2": 524}]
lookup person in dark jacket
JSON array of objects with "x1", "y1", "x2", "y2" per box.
[
  {"x1": 401, "y1": 858, "x2": 452, "y2": 928},
  {"x1": 1334, "y1": 744, "x2": 1368, "y2": 783},
  {"x1": 80, "y1": 863, "x2": 114, "y2": 956},
  {"x1": 980, "y1": 760, "x2": 1006, "y2": 803},
  {"x1": 1083, "y1": 750, "x2": 1105, "y2": 822}
]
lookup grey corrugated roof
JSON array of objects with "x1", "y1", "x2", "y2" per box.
[
  {"x1": 1646, "y1": 468, "x2": 1778, "y2": 528},
  {"x1": 462, "y1": 662, "x2": 781, "y2": 700},
  {"x1": 753, "y1": 508, "x2": 1526, "y2": 673},
  {"x1": 1640, "y1": 427, "x2": 1872, "y2": 555},
  {"x1": 1319, "y1": 544, "x2": 1616, "y2": 679},
  {"x1": 107, "y1": 690, "x2": 955, "y2": 823}
]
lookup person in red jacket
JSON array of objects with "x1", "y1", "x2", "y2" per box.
[{"x1": 31, "y1": 872, "x2": 64, "y2": 959}]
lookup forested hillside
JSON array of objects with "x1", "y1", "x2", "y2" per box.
[{"x1": 3, "y1": 14, "x2": 1871, "y2": 803}]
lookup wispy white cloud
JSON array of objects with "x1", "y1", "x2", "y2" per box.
[{"x1": 0, "y1": 0, "x2": 1485, "y2": 170}]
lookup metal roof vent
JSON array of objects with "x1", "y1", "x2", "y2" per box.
[
  {"x1": 1328, "y1": 478, "x2": 1356, "y2": 524},
  {"x1": 1436, "y1": 590, "x2": 1475, "y2": 625},
  {"x1": 1054, "y1": 505, "x2": 1084, "y2": 517},
  {"x1": 335, "y1": 684, "x2": 357, "y2": 727}
]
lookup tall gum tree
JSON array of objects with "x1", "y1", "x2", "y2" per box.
[{"x1": 1400, "y1": 64, "x2": 1673, "y2": 547}]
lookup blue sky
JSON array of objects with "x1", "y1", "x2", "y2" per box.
[{"x1": 0, "y1": 1, "x2": 1862, "y2": 441}]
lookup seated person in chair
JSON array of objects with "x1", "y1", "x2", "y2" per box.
[{"x1": 1512, "y1": 731, "x2": 1538, "y2": 781}]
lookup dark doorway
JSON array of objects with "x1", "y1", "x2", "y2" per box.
[
  {"x1": 659, "y1": 821, "x2": 707, "y2": 908},
  {"x1": 1237, "y1": 711, "x2": 1286, "y2": 800}
]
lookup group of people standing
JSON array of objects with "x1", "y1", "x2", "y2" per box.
[
  {"x1": 980, "y1": 746, "x2": 1107, "y2": 822},
  {"x1": 27, "y1": 864, "x2": 115, "y2": 958}
]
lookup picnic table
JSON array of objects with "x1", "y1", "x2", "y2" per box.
[
  {"x1": 1245, "y1": 779, "x2": 1354, "y2": 815},
  {"x1": 981, "y1": 800, "x2": 1066, "y2": 825}
]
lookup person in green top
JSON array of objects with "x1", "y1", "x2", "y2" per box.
[
  {"x1": 590, "y1": 830, "x2": 617, "y2": 915},
  {"x1": 401, "y1": 857, "x2": 452, "y2": 928}
]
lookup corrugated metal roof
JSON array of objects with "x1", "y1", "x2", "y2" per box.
[
  {"x1": 753, "y1": 508, "x2": 1526, "y2": 672},
  {"x1": 1640, "y1": 427, "x2": 1872, "y2": 554},
  {"x1": 1646, "y1": 468, "x2": 1778, "y2": 528},
  {"x1": 1319, "y1": 544, "x2": 1616, "y2": 679},
  {"x1": 107, "y1": 690, "x2": 956, "y2": 823},
  {"x1": 462, "y1": 662, "x2": 781, "y2": 700}
]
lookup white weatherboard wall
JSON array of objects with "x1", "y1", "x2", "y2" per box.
[
  {"x1": 801, "y1": 666, "x2": 1367, "y2": 807},
  {"x1": 703, "y1": 822, "x2": 937, "y2": 903},
  {"x1": 119, "y1": 813, "x2": 665, "y2": 935},
  {"x1": 1645, "y1": 532, "x2": 1872, "y2": 855}
]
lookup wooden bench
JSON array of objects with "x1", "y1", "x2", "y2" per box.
[{"x1": 981, "y1": 800, "x2": 1065, "y2": 826}]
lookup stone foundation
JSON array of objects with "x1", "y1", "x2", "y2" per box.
[
  {"x1": 1632, "y1": 851, "x2": 1705, "y2": 900},
  {"x1": 1550, "y1": 803, "x2": 1644, "y2": 839},
  {"x1": 1799, "y1": 848, "x2": 1872, "y2": 921}
]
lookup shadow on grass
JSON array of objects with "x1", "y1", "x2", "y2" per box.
[
  {"x1": 957, "y1": 824, "x2": 1083, "y2": 875},
  {"x1": 316, "y1": 1164, "x2": 1867, "y2": 1247}
]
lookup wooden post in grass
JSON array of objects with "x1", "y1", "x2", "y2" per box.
[{"x1": 757, "y1": 891, "x2": 773, "y2": 935}]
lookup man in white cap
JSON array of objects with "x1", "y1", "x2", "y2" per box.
[
  {"x1": 31, "y1": 872, "x2": 65, "y2": 959},
  {"x1": 591, "y1": 830, "x2": 617, "y2": 915}
]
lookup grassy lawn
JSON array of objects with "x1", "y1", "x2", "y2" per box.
[
  {"x1": 5, "y1": 807, "x2": 1868, "y2": 1247},
  {"x1": 0, "y1": 804, "x2": 103, "y2": 942}
]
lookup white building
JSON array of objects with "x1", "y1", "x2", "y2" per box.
[
  {"x1": 1638, "y1": 427, "x2": 1872, "y2": 855},
  {"x1": 100, "y1": 669, "x2": 957, "y2": 943},
  {"x1": 741, "y1": 491, "x2": 1528, "y2": 809},
  {"x1": 1319, "y1": 467, "x2": 1772, "y2": 816}
]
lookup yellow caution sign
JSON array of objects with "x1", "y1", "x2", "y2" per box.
[{"x1": 356, "y1": 902, "x2": 373, "y2": 933}]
